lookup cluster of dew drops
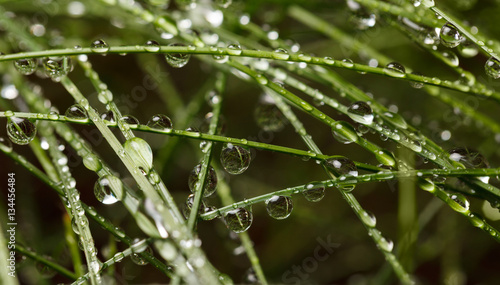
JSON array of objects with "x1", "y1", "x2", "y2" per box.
[{"x1": 3, "y1": 0, "x2": 500, "y2": 238}]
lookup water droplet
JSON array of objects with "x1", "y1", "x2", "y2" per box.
[
  {"x1": 254, "y1": 101, "x2": 286, "y2": 131},
  {"x1": 266, "y1": 195, "x2": 293, "y2": 220},
  {"x1": 347, "y1": 101, "x2": 374, "y2": 125},
  {"x1": 485, "y1": 57, "x2": 500, "y2": 79},
  {"x1": 165, "y1": 43, "x2": 190, "y2": 68},
  {"x1": 145, "y1": 40, "x2": 160, "y2": 52},
  {"x1": 441, "y1": 51, "x2": 459, "y2": 67},
  {"x1": 0, "y1": 137, "x2": 13, "y2": 152},
  {"x1": 65, "y1": 105, "x2": 87, "y2": 120},
  {"x1": 303, "y1": 184, "x2": 325, "y2": 202},
  {"x1": 120, "y1": 115, "x2": 139, "y2": 126},
  {"x1": 375, "y1": 149, "x2": 396, "y2": 167},
  {"x1": 440, "y1": 22, "x2": 463, "y2": 48},
  {"x1": 418, "y1": 178, "x2": 436, "y2": 192},
  {"x1": 220, "y1": 143, "x2": 251, "y2": 175},
  {"x1": 101, "y1": 110, "x2": 115, "y2": 123},
  {"x1": 227, "y1": 43, "x2": 242, "y2": 55},
  {"x1": 6, "y1": 117, "x2": 37, "y2": 145},
  {"x1": 14, "y1": 58, "x2": 37, "y2": 75},
  {"x1": 123, "y1": 137, "x2": 153, "y2": 172},
  {"x1": 332, "y1": 121, "x2": 359, "y2": 144},
  {"x1": 384, "y1": 62, "x2": 406, "y2": 77},
  {"x1": 341, "y1": 58, "x2": 354, "y2": 68},
  {"x1": 188, "y1": 164, "x2": 218, "y2": 197},
  {"x1": 182, "y1": 194, "x2": 208, "y2": 219},
  {"x1": 379, "y1": 236, "x2": 394, "y2": 252},
  {"x1": 325, "y1": 156, "x2": 358, "y2": 177},
  {"x1": 147, "y1": 114, "x2": 173, "y2": 130},
  {"x1": 449, "y1": 147, "x2": 489, "y2": 169},
  {"x1": 409, "y1": 72, "x2": 425, "y2": 89},
  {"x1": 83, "y1": 154, "x2": 102, "y2": 172},
  {"x1": 272, "y1": 48, "x2": 290, "y2": 60},
  {"x1": 94, "y1": 175, "x2": 122, "y2": 204},
  {"x1": 224, "y1": 207, "x2": 252, "y2": 233},
  {"x1": 43, "y1": 57, "x2": 73, "y2": 80},
  {"x1": 458, "y1": 41, "x2": 478, "y2": 58},
  {"x1": 90, "y1": 39, "x2": 110, "y2": 53},
  {"x1": 131, "y1": 246, "x2": 152, "y2": 266},
  {"x1": 468, "y1": 213, "x2": 484, "y2": 228},
  {"x1": 449, "y1": 193, "x2": 470, "y2": 213},
  {"x1": 361, "y1": 210, "x2": 376, "y2": 227}
]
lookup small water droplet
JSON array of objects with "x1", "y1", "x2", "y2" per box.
[
  {"x1": 226, "y1": 43, "x2": 242, "y2": 55},
  {"x1": 485, "y1": 57, "x2": 500, "y2": 79},
  {"x1": 266, "y1": 195, "x2": 293, "y2": 220},
  {"x1": 6, "y1": 117, "x2": 37, "y2": 145},
  {"x1": 379, "y1": 236, "x2": 394, "y2": 252},
  {"x1": 272, "y1": 48, "x2": 290, "y2": 60},
  {"x1": 123, "y1": 137, "x2": 153, "y2": 172},
  {"x1": 440, "y1": 22, "x2": 463, "y2": 48},
  {"x1": 120, "y1": 115, "x2": 140, "y2": 126},
  {"x1": 409, "y1": 72, "x2": 425, "y2": 89},
  {"x1": 384, "y1": 62, "x2": 406, "y2": 77},
  {"x1": 14, "y1": 58, "x2": 37, "y2": 75},
  {"x1": 101, "y1": 110, "x2": 115, "y2": 123},
  {"x1": 90, "y1": 39, "x2": 110, "y2": 53},
  {"x1": 361, "y1": 210, "x2": 377, "y2": 227},
  {"x1": 147, "y1": 114, "x2": 173, "y2": 130},
  {"x1": 65, "y1": 105, "x2": 87, "y2": 120},
  {"x1": 303, "y1": 184, "x2": 325, "y2": 202},
  {"x1": 165, "y1": 43, "x2": 191, "y2": 68},
  {"x1": 220, "y1": 143, "x2": 251, "y2": 175},
  {"x1": 188, "y1": 164, "x2": 218, "y2": 197},
  {"x1": 83, "y1": 154, "x2": 102, "y2": 172},
  {"x1": 347, "y1": 101, "x2": 374, "y2": 125},
  {"x1": 375, "y1": 149, "x2": 396, "y2": 167},
  {"x1": 254, "y1": 101, "x2": 286, "y2": 131},
  {"x1": 441, "y1": 51, "x2": 459, "y2": 67},
  {"x1": 182, "y1": 194, "x2": 208, "y2": 219},
  {"x1": 325, "y1": 156, "x2": 358, "y2": 177},
  {"x1": 332, "y1": 121, "x2": 359, "y2": 144},
  {"x1": 224, "y1": 207, "x2": 252, "y2": 233},
  {"x1": 94, "y1": 175, "x2": 122, "y2": 204},
  {"x1": 341, "y1": 58, "x2": 354, "y2": 68},
  {"x1": 144, "y1": 40, "x2": 160, "y2": 52},
  {"x1": 449, "y1": 193, "x2": 470, "y2": 213}
]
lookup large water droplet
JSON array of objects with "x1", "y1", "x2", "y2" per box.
[
  {"x1": 6, "y1": 117, "x2": 37, "y2": 145},
  {"x1": 266, "y1": 195, "x2": 293, "y2": 220},
  {"x1": 485, "y1": 57, "x2": 500, "y2": 79},
  {"x1": 90, "y1": 39, "x2": 110, "y2": 53},
  {"x1": 449, "y1": 193, "x2": 470, "y2": 213},
  {"x1": 120, "y1": 115, "x2": 140, "y2": 126},
  {"x1": 303, "y1": 184, "x2": 325, "y2": 202},
  {"x1": 347, "y1": 101, "x2": 374, "y2": 125},
  {"x1": 220, "y1": 143, "x2": 251, "y2": 175},
  {"x1": 188, "y1": 164, "x2": 218, "y2": 197},
  {"x1": 123, "y1": 137, "x2": 153, "y2": 172},
  {"x1": 440, "y1": 22, "x2": 463, "y2": 48},
  {"x1": 224, "y1": 207, "x2": 252, "y2": 233},
  {"x1": 94, "y1": 175, "x2": 122, "y2": 204},
  {"x1": 325, "y1": 156, "x2": 358, "y2": 177},
  {"x1": 65, "y1": 104, "x2": 87, "y2": 120},
  {"x1": 165, "y1": 43, "x2": 190, "y2": 68},
  {"x1": 14, "y1": 58, "x2": 37, "y2": 75},
  {"x1": 449, "y1": 147, "x2": 489, "y2": 182},
  {"x1": 332, "y1": 121, "x2": 359, "y2": 144},
  {"x1": 254, "y1": 101, "x2": 286, "y2": 131},
  {"x1": 147, "y1": 114, "x2": 173, "y2": 130},
  {"x1": 43, "y1": 57, "x2": 73, "y2": 80},
  {"x1": 375, "y1": 149, "x2": 396, "y2": 167},
  {"x1": 182, "y1": 194, "x2": 208, "y2": 219},
  {"x1": 144, "y1": 40, "x2": 160, "y2": 52}
]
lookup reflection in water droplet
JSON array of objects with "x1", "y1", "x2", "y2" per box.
[
  {"x1": 449, "y1": 193, "x2": 470, "y2": 213},
  {"x1": 347, "y1": 101, "x2": 374, "y2": 125},
  {"x1": 188, "y1": 164, "x2": 218, "y2": 197},
  {"x1": 485, "y1": 57, "x2": 500, "y2": 79},
  {"x1": 147, "y1": 114, "x2": 173, "y2": 130},
  {"x1": 90, "y1": 39, "x2": 110, "y2": 53},
  {"x1": 332, "y1": 121, "x2": 359, "y2": 144},
  {"x1": 254, "y1": 101, "x2": 286, "y2": 131},
  {"x1": 65, "y1": 105, "x2": 87, "y2": 120},
  {"x1": 325, "y1": 156, "x2": 358, "y2": 177},
  {"x1": 14, "y1": 58, "x2": 37, "y2": 75},
  {"x1": 145, "y1": 40, "x2": 160, "y2": 52},
  {"x1": 43, "y1": 57, "x2": 73, "y2": 80},
  {"x1": 220, "y1": 143, "x2": 251, "y2": 175},
  {"x1": 6, "y1": 117, "x2": 37, "y2": 145},
  {"x1": 224, "y1": 207, "x2": 252, "y2": 233},
  {"x1": 384, "y1": 62, "x2": 406, "y2": 77},
  {"x1": 266, "y1": 195, "x2": 293, "y2": 219},
  {"x1": 303, "y1": 184, "x2": 325, "y2": 202},
  {"x1": 123, "y1": 137, "x2": 153, "y2": 172},
  {"x1": 94, "y1": 175, "x2": 122, "y2": 204},
  {"x1": 440, "y1": 22, "x2": 463, "y2": 48},
  {"x1": 165, "y1": 43, "x2": 191, "y2": 68}
]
